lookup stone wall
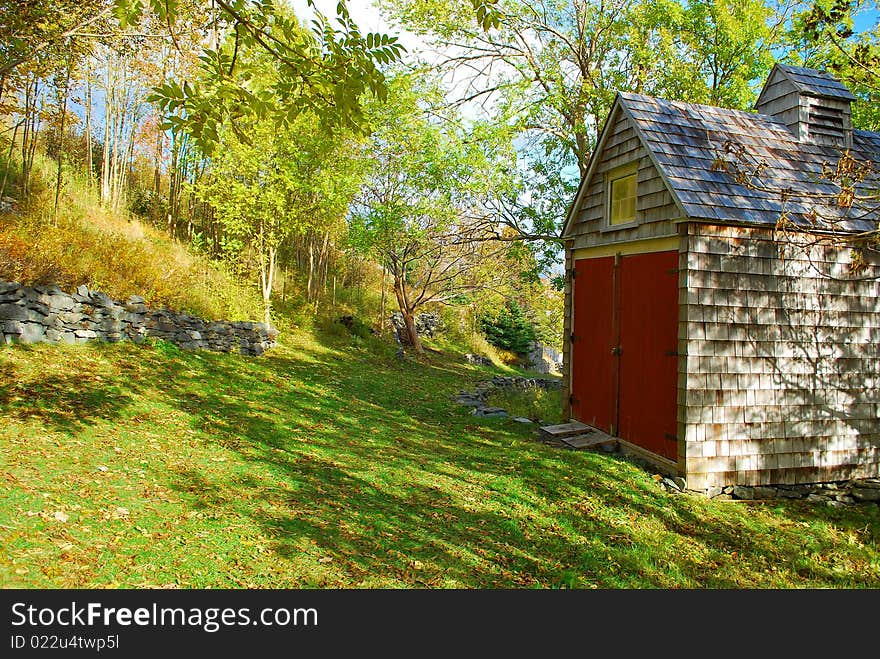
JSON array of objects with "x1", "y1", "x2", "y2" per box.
[
  {"x1": 526, "y1": 342, "x2": 562, "y2": 375},
  {"x1": 680, "y1": 224, "x2": 880, "y2": 490},
  {"x1": 0, "y1": 281, "x2": 277, "y2": 356}
]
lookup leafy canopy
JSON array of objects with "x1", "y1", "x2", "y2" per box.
[{"x1": 114, "y1": 0, "x2": 405, "y2": 153}]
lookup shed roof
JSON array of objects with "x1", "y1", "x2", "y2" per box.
[
  {"x1": 768, "y1": 64, "x2": 858, "y2": 102},
  {"x1": 616, "y1": 92, "x2": 879, "y2": 233}
]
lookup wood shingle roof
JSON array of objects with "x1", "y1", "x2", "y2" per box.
[{"x1": 618, "y1": 92, "x2": 879, "y2": 233}]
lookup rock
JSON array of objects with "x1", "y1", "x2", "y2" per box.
[
  {"x1": 1, "y1": 320, "x2": 23, "y2": 335},
  {"x1": 0, "y1": 305, "x2": 31, "y2": 321},
  {"x1": 512, "y1": 417, "x2": 534, "y2": 424},
  {"x1": 852, "y1": 487, "x2": 880, "y2": 502},
  {"x1": 471, "y1": 407, "x2": 508, "y2": 418},
  {"x1": 661, "y1": 477, "x2": 683, "y2": 492},
  {"x1": 18, "y1": 322, "x2": 46, "y2": 343},
  {"x1": 732, "y1": 485, "x2": 755, "y2": 500},
  {"x1": 464, "y1": 353, "x2": 492, "y2": 366},
  {"x1": 526, "y1": 341, "x2": 563, "y2": 375},
  {"x1": 40, "y1": 294, "x2": 75, "y2": 311},
  {"x1": 58, "y1": 311, "x2": 86, "y2": 324},
  {"x1": 777, "y1": 484, "x2": 811, "y2": 497},
  {"x1": 89, "y1": 291, "x2": 114, "y2": 307},
  {"x1": 753, "y1": 486, "x2": 777, "y2": 500},
  {"x1": 826, "y1": 500, "x2": 847, "y2": 508},
  {"x1": 0, "y1": 280, "x2": 277, "y2": 356}
]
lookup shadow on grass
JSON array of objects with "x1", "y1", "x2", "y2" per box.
[
  {"x1": 151, "y1": 344, "x2": 879, "y2": 588},
  {"x1": 3, "y1": 337, "x2": 878, "y2": 587},
  {"x1": 0, "y1": 344, "x2": 167, "y2": 433}
]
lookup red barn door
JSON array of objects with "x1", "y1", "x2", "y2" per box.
[
  {"x1": 570, "y1": 251, "x2": 679, "y2": 461},
  {"x1": 570, "y1": 257, "x2": 616, "y2": 433}
]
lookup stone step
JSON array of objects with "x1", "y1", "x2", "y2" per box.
[
  {"x1": 560, "y1": 431, "x2": 618, "y2": 451},
  {"x1": 538, "y1": 421, "x2": 591, "y2": 440}
]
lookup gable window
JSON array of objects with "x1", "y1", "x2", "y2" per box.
[{"x1": 607, "y1": 162, "x2": 638, "y2": 226}]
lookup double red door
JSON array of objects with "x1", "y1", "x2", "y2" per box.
[{"x1": 570, "y1": 250, "x2": 679, "y2": 461}]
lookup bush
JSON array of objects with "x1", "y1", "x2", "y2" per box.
[{"x1": 479, "y1": 300, "x2": 538, "y2": 355}]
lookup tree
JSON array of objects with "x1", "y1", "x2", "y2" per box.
[
  {"x1": 379, "y1": 0, "x2": 781, "y2": 247},
  {"x1": 479, "y1": 299, "x2": 537, "y2": 354},
  {"x1": 135, "y1": 0, "x2": 404, "y2": 154},
  {"x1": 790, "y1": 0, "x2": 880, "y2": 130},
  {"x1": 348, "y1": 76, "x2": 516, "y2": 352},
  {"x1": 197, "y1": 109, "x2": 366, "y2": 324}
]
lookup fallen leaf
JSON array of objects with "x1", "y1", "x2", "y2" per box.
[
  {"x1": 97, "y1": 466, "x2": 108, "y2": 472},
  {"x1": 53, "y1": 511, "x2": 69, "y2": 523},
  {"x1": 318, "y1": 556, "x2": 333, "y2": 563}
]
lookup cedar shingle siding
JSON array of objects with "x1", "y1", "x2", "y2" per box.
[{"x1": 680, "y1": 224, "x2": 880, "y2": 489}]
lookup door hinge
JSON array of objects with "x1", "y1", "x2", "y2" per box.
[
  {"x1": 570, "y1": 268, "x2": 577, "y2": 279},
  {"x1": 665, "y1": 350, "x2": 679, "y2": 356},
  {"x1": 570, "y1": 333, "x2": 576, "y2": 343},
  {"x1": 611, "y1": 345, "x2": 622, "y2": 355},
  {"x1": 664, "y1": 433, "x2": 677, "y2": 442},
  {"x1": 569, "y1": 394, "x2": 576, "y2": 405}
]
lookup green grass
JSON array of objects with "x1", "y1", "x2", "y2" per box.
[
  {"x1": 1, "y1": 330, "x2": 879, "y2": 588},
  {"x1": 485, "y1": 386, "x2": 566, "y2": 424}
]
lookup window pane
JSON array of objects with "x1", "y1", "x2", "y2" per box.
[{"x1": 610, "y1": 173, "x2": 637, "y2": 224}]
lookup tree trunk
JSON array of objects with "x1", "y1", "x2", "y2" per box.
[
  {"x1": 85, "y1": 57, "x2": 93, "y2": 189},
  {"x1": 379, "y1": 264, "x2": 387, "y2": 333},
  {"x1": 53, "y1": 49, "x2": 73, "y2": 224},
  {"x1": 100, "y1": 58, "x2": 112, "y2": 205},
  {"x1": 24, "y1": 83, "x2": 41, "y2": 200},
  {"x1": 259, "y1": 246, "x2": 276, "y2": 326},
  {"x1": 393, "y1": 274, "x2": 423, "y2": 353},
  {"x1": 307, "y1": 237, "x2": 315, "y2": 305},
  {"x1": 0, "y1": 120, "x2": 21, "y2": 199},
  {"x1": 154, "y1": 54, "x2": 166, "y2": 198}
]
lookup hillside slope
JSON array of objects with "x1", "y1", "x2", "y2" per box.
[
  {"x1": 2, "y1": 332, "x2": 878, "y2": 588},
  {"x1": 0, "y1": 157, "x2": 262, "y2": 323}
]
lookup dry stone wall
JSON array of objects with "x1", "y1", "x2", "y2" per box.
[{"x1": 0, "y1": 281, "x2": 277, "y2": 356}]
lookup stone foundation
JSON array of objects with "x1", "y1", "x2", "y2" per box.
[
  {"x1": 0, "y1": 281, "x2": 277, "y2": 356},
  {"x1": 704, "y1": 479, "x2": 880, "y2": 506}
]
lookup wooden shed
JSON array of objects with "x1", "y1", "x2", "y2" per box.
[{"x1": 561, "y1": 64, "x2": 880, "y2": 491}]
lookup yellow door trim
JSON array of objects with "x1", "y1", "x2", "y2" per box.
[{"x1": 572, "y1": 236, "x2": 681, "y2": 260}]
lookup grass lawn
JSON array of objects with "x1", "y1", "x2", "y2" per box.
[{"x1": 1, "y1": 330, "x2": 879, "y2": 588}]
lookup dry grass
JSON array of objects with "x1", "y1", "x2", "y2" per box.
[{"x1": 0, "y1": 155, "x2": 262, "y2": 321}]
